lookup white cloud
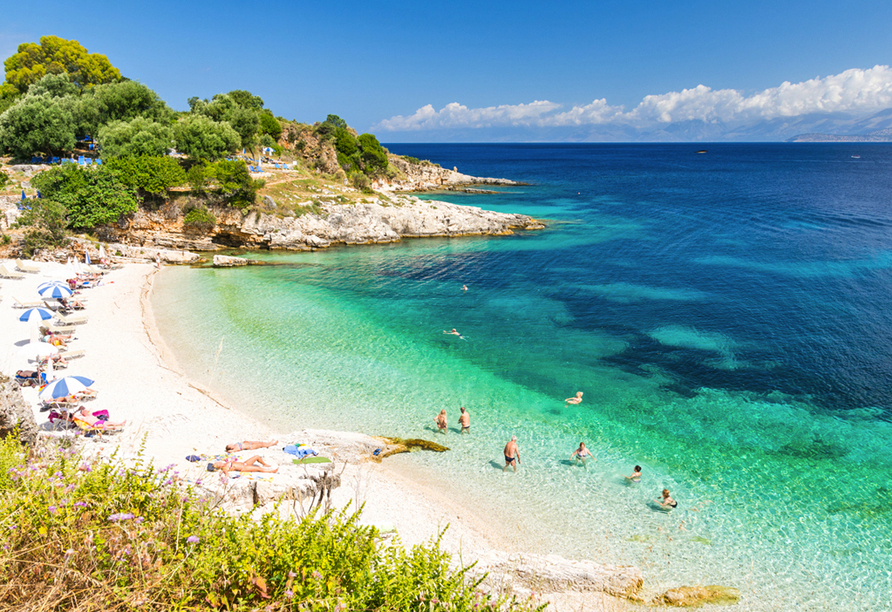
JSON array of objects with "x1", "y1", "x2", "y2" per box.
[
  {"x1": 375, "y1": 65, "x2": 892, "y2": 131},
  {"x1": 376, "y1": 100, "x2": 561, "y2": 131}
]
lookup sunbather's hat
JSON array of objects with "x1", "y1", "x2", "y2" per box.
[
  {"x1": 186, "y1": 455, "x2": 201, "y2": 462},
  {"x1": 206, "y1": 462, "x2": 216, "y2": 472}
]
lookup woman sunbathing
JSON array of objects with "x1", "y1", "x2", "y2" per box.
[
  {"x1": 73, "y1": 406, "x2": 125, "y2": 429},
  {"x1": 207, "y1": 456, "x2": 279, "y2": 476},
  {"x1": 225, "y1": 440, "x2": 279, "y2": 452}
]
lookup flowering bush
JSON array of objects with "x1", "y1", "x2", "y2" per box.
[{"x1": 0, "y1": 434, "x2": 543, "y2": 611}]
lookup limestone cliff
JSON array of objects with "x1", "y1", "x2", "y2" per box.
[
  {"x1": 382, "y1": 156, "x2": 523, "y2": 191},
  {"x1": 95, "y1": 194, "x2": 544, "y2": 252}
]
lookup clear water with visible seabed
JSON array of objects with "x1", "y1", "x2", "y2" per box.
[{"x1": 152, "y1": 143, "x2": 892, "y2": 610}]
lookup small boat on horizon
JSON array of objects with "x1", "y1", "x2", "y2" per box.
[
  {"x1": 696, "y1": 150, "x2": 708, "y2": 154},
  {"x1": 852, "y1": 155, "x2": 861, "y2": 159}
]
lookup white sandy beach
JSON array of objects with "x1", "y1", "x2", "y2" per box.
[{"x1": 0, "y1": 259, "x2": 630, "y2": 611}]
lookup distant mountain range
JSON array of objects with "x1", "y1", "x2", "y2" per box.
[{"x1": 380, "y1": 107, "x2": 892, "y2": 143}]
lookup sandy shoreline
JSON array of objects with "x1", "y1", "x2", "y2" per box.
[{"x1": 1, "y1": 259, "x2": 633, "y2": 610}]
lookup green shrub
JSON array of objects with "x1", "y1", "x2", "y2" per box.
[
  {"x1": 0, "y1": 435, "x2": 542, "y2": 611},
  {"x1": 104, "y1": 155, "x2": 187, "y2": 199},
  {"x1": 183, "y1": 205, "x2": 216, "y2": 232},
  {"x1": 31, "y1": 164, "x2": 137, "y2": 230},
  {"x1": 14, "y1": 198, "x2": 69, "y2": 255},
  {"x1": 186, "y1": 161, "x2": 208, "y2": 194},
  {"x1": 349, "y1": 171, "x2": 372, "y2": 193},
  {"x1": 207, "y1": 159, "x2": 259, "y2": 208}
]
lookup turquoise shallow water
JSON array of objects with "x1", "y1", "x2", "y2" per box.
[{"x1": 152, "y1": 144, "x2": 892, "y2": 610}]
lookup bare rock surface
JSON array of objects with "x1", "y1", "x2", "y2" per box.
[
  {"x1": 95, "y1": 194, "x2": 544, "y2": 252},
  {"x1": 472, "y1": 551, "x2": 644, "y2": 599},
  {"x1": 0, "y1": 377, "x2": 38, "y2": 446}
]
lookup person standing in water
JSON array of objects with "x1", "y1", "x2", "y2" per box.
[
  {"x1": 459, "y1": 406, "x2": 471, "y2": 433},
  {"x1": 570, "y1": 442, "x2": 594, "y2": 464},
  {"x1": 625, "y1": 465, "x2": 642, "y2": 482},
  {"x1": 434, "y1": 409, "x2": 448, "y2": 433},
  {"x1": 503, "y1": 435, "x2": 520, "y2": 472},
  {"x1": 565, "y1": 391, "x2": 583, "y2": 405}
]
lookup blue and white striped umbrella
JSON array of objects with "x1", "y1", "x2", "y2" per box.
[
  {"x1": 38, "y1": 284, "x2": 73, "y2": 299},
  {"x1": 18, "y1": 307, "x2": 54, "y2": 323},
  {"x1": 38, "y1": 280, "x2": 69, "y2": 291},
  {"x1": 38, "y1": 376, "x2": 95, "y2": 401}
]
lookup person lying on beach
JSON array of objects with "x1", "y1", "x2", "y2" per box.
[
  {"x1": 73, "y1": 406, "x2": 126, "y2": 429},
  {"x1": 625, "y1": 465, "x2": 642, "y2": 482},
  {"x1": 435, "y1": 409, "x2": 448, "y2": 433},
  {"x1": 459, "y1": 407, "x2": 470, "y2": 433},
  {"x1": 207, "y1": 456, "x2": 279, "y2": 476},
  {"x1": 225, "y1": 440, "x2": 279, "y2": 452},
  {"x1": 655, "y1": 489, "x2": 677, "y2": 509},
  {"x1": 565, "y1": 391, "x2": 583, "y2": 405},
  {"x1": 503, "y1": 435, "x2": 520, "y2": 472},
  {"x1": 570, "y1": 442, "x2": 594, "y2": 464},
  {"x1": 59, "y1": 297, "x2": 85, "y2": 311}
]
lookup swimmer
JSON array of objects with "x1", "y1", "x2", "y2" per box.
[
  {"x1": 462, "y1": 284, "x2": 468, "y2": 291},
  {"x1": 503, "y1": 435, "x2": 520, "y2": 472},
  {"x1": 565, "y1": 391, "x2": 583, "y2": 405},
  {"x1": 625, "y1": 465, "x2": 642, "y2": 482},
  {"x1": 459, "y1": 406, "x2": 470, "y2": 433},
  {"x1": 443, "y1": 328, "x2": 461, "y2": 336},
  {"x1": 655, "y1": 489, "x2": 678, "y2": 509},
  {"x1": 569, "y1": 442, "x2": 594, "y2": 464},
  {"x1": 434, "y1": 409, "x2": 448, "y2": 433}
]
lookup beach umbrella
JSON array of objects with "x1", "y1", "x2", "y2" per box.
[
  {"x1": 38, "y1": 280, "x2": 69, "y2": 291},
  {"x1": 21, "y1": 190, "x2": 25, "y2": 201},
  {"x1": 98, "y1": 244, "x2": 107, "y2": 260},
  {"x1": 17, "y1": 342, "x2": 59, "y2": 362},
  {"x1": 19, "y1": 307, "x2": 54, "y2": 323},
  {"x1": 85, "y1": 251, "x2": 91, "y2": 265},
  {"x1": 38, "y1": 284, "x2": 73, "y2": 299},
  {"x1": 38, "y1": 376, "x2": 94, "y2": 402},
  {"x1": 19, "y1": 307, "x2": 54, "y2": 343}
]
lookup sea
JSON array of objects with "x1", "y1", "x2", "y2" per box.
[{"x1": 151, "y1": 143, "x2": 892, "y2": 611}]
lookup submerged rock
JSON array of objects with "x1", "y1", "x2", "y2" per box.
[{"x1": 656, "y1": 585, "x2": 741, "y2": 607}]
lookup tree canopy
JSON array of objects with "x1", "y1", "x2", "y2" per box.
[
  {"x1": 173, "y1": 115, "x2": 240, "y2": 161},
  {"x1": 0, "y1": 92, "x2": 77, "y2": 157},
  {"x1": 32, "y1": 164, "x2": 138, "y2": 230},
  {"x1": 3, "y1": 36, "x2": 122, "y2": 94},
  {"x1": 80, "y1": 80, "x2": 172, "y2": 136},
  {"x1": 98, "y1": 117, "x2": 174, "y2": 158}
]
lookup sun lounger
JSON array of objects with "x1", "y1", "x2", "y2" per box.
[
  {"x1": 16, "y1": 259, "x2": 41, "y2": 273},
  {"x1": 56, "y1": 312, "x2": 88, "y2": 325},
  {"x1": 58, "y1": 348, "x2": 85, "y2": 360},
  {"x1": 0, "y1": 264, "x2": 26, "y2": 279},
  {"x1": 12, "y1": 295, "x2": 44, "y2": 308},
  {"x1": 46, "y1": 322, "x2": 78, "y2": 334},
  {"x1": 77, "y1": 156, "x2": 85, "y2": 166}
]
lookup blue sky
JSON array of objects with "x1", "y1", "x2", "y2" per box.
[{"x1": 2, "y1": 0, "x2": 891, "y2": 141}]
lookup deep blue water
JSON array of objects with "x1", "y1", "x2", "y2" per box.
[
  {"x1": 388, "y1": 143, "x2": 892, "y2": 414},
  {"x1": 154, "y1": 143, "x2": 892, "y2": 609}
]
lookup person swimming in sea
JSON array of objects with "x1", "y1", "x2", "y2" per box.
[
  {"x1": 462, "y1": 284, "x2": 468, "y2": 291},
  {"x1": 625, "y1": 465, "x2": 642, "y2": 482},
  {"x1": 655, "y1": 489, "x2": 677, "y2": 509},
  {"x1": 443, "y1": 328, "x2": 464, "y2": 339},
  {"x1": 565, "y1": 391, "x2": 583, "y2": 405},
  {"x1": 570, "y1": 442, "x2": 594, "y2": 464}
]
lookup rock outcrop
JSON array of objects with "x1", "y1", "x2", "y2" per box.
[
  {"x1": 0, "y1": 377, "x2": 38, "y2": 446},
  {"x1": 655, "y1": 585, "x2": 741, "y2": 607},
  {"x1": 384, "y1": 156, "x2": 523, "y2": 191},
  {"x1": 472, "y1": 551, "x2": 643, "y2": 600},
  {"x1": 95, "y1": 195, "x2": 544, "y2": 252}
]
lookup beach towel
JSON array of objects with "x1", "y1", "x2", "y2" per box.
[
  {"x1": 283, "y1": 445, "x2": 318, "y2": 459},
  {"x1": 292, "y1": 457, "x2": 332, "y2": 465}
]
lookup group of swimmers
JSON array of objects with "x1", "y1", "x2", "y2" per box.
[{"x1": 434, "y1": 407, "x2": 471, "y2": 434}]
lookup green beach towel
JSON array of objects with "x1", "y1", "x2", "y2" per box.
[{"x1": 292, "y1": 457, "x2": 332, "y2": 465}]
